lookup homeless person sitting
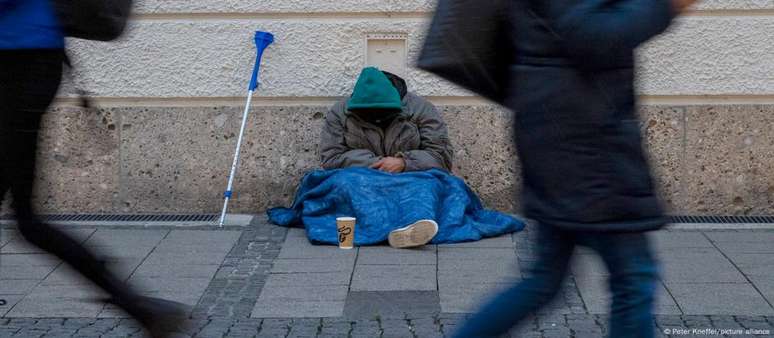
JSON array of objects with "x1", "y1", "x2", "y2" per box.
[{"x1": 267, "y1": 67, "x2": 524, "y2": 248}]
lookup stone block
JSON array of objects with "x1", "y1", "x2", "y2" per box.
[
  {"x1": 0, "y1": 254, "x2": 60, "y2": 267},
  {"x1": 356, "y1": 246, "x2": 436, "y2": 265},
  {"x1": 258, "y1": 285, "x2": 348, "y2": 302},
  {"x1": 270, "y1": 258, "x2": 355, "y2": 273},
  {"x1": 5, "y1": 297, "x2": 105, "y2": 318},
  {"x1": 127, "y1": 277, "x2": 212, "y2": 293},
  {"x1": 638, "y1": 106, "x2": 686, "y2": 212},
  {"x1": 85, "y1": 229, "x2": 166, "y2": 245},
  {"x1": 665, "y1": 282, "x2": 774, "y2": 315},
  {"x1": 132, "y1": 263, "x2": 220, "y2": 278},
  {"x1": 264, "y1": 272, "x2": 351, "y2": 288},
  {"x1": 659, "y1": 248, "x2": 747, "y2": 283},
  {"x1": 574, "y1": 277, "x2": 681, "y2": 315},
  {"x1": 724, "y1": 252, "x2": 774, "y2": 277},
  {"x1": 682, "y1": 106, "x2": 774, "y2": 214},
  {"x1": 117, "y1": 106, "x2": 323, "y2": 213},
  {"x1": 251, "y1": 299, "x2": 345, "y2": 318},
  {"x1": 344, "y1": 291, "x2": 440, "y2": 319},
  {"x1": 438, "y1": 247, "x2": 517, "y2": 262},
  {"x1": 351, "y1": 265, "x2": 436, "y2": 291},
  {"x1": 33, "y1": 107, "x2": 120, "y2": 213},
  {"x1": 0, "y1": 265, "x2": 56, "y2": 280},
  {"x1": 0, "y1": 295, "x2": 24, "y2": 317},
  {"x1": 440, "y1": 235, "x2": 514, "y2": 248},
  {"x1": 0, "y1": 280, "x2": 38, "y2": 295},
  {"x1": 705, "y1": 231, "x2": 774, "y2": 243},
  {"x1": 439, "y1": 284, "x2": 510, "y2": 313},
  {"x1": 650, "y1": 230, "x2": 714, "y2": 251}
]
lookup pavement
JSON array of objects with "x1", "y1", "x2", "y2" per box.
[{"x1": 1, "y1": 217, "x2": 773, "y2": 337}]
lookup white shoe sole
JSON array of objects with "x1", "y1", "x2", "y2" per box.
[{"x1": 388, "y1": 219, "x2": 439, "y2": 249}]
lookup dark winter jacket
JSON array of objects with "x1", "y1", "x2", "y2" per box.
[
  {"x1": 320, "y1": 73, "x2": 453, "y2": 172},
  {"x1": 507, "y1": 0, "x2": 676, "y2": 232}
]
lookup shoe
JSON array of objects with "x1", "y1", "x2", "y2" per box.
[
  {"x1": 388, "y1": 219, "x2": 439, "y2": 249},
  {"x1": 108, "y1": 295, "x2": 192, "y2": 338}
]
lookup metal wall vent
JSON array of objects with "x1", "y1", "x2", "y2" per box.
[
  {"x1": 667, "y1": 215, "x2": 774, "y2": 224},
  {"x1": 0, "y1": 214, "x2": 218, "y2": 223}
]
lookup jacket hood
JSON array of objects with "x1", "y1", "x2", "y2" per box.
[
  {"x1": 347, "y1": 67, "x2": 403, "y2": 111},
  {"x1": 382, "y1": 71, "x2": 408, "y2": 99}
]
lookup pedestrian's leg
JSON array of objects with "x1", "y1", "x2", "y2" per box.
[
  {"x1": 588, "y1": 232, "x2": 659, "y2": 338},
  {"x1": 1, "y1": 50, "x2": 187, "y2": 336},
  {"x1": 452, "y1": 225, "x2": 575, "y2": 338}
]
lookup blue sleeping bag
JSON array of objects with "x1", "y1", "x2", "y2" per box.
[{"x1": 268, "y1": 168, "x2": 525, "y2": 245}]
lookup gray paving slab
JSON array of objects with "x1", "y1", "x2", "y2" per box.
[
  {"x1": 258, "y1": 285, "x2": 349, "y2": 302},
  {"x1": 0, "y1": 280, "x2": 38, "y2": 294},
  {"x1": 665, "y1": 282, "x2": 774, "y2": 315},
  {"x1": 713, "y1": 241, "x2": 774, "y2": 254},
  {"x1": 0, "y1": 253, "x2": 59, "y2": 267},
  {"x1": 438, "y1": 259, "x2": 521, "y2": 279},
  {"x1": 84, "y1": 229, "x2": 167, "y2": 247},
  {"x1": 136, "y1": 290, "x2": 201, "y2": 306},
  {"x1": 705, "y1": 232, "x2": 774, "y2": 243},
  {"x1": 344, "y1": 291, "x2": 441, "y2": 319},
  {"x1": 724, "y1": 252, "x2": 774, "y2": 277},
  {"x1": 143, "y1": 251, "x2": 230, "y2": 266},
  {"x1": 574, "y1": 277, "x2": 681, "y2": 315},
  {"x1": 749, "y1": 277, "x2": 774, "y2": 306},
  {"x1": 439, "y1": 283, "x2": 511, "y2": 313},
  {"x1": 132, "y1": 263, "x2": 220, "y2": 278},
  {"x1": 277, "y1": 240, "x2": 356, "y2": 259},
  {"x1": 0, "y1": 294, "x2": 23, "y2": 317},
  {"x1": 86, "y1": 229, "x2": 169, "y2": 246},
  {"x1": 25, "y1": 284, "x2": 106, "y2": 299},
  {"x1": 440, "y1": 235, "x2": 514, "y2": 248},
  {"x1": 5, "y1": 297, "x2": 105, "y2": 318},
  {"x1": 60, "y1": 228, "x2": 98, "y2": 243},
  {"x1": 286, "y1": 228, "x2": 307, "y2": 238},
  {"x1": 271, "y1": 258, "x2": 356, "y2": 273},
  {"x1": 152, "y1": 242, "x2": 232, "y2": 254},
  {"x1": 127, "y1": 276, "x2": 212, "y2": 293},
  {"x1": 251, "y1": 299, "x2": 346, "y2": 318},
  {"x1": 87, "y1": 245, "x2": 156, "y2": 259},
  {"x1": 0, "y1": 239, "x2": 46, "y2": 254},
  {"x1": 163, "y1": 230, "x2": 242, "y2": 244},
  {"x1": 350, "y1": 265, "x2": 436, "y2": 291},
  {"x1": 438, "y1": 247, "x2": 518, "y2": 261},
  {"x1": 571, "y1": 255, "x2": 609, "y2": 277},
  {"x1": 97, "y1": 304, "x2": 130, "y2": 318},
  {"x1": 357, "y1": 246, "x2": 436, "y2": 265},
  {"x1": 0, "y1": 265, "x2": 56, "y2": 280},
  {"x1": 438, "y1": 273, "x2": 519, "y2": 287},
  {"x1": 38, "y1": 265, "x2": 98, "y2": 286},
  {"x1": 659, "y1": 248, "x2": 747, "y2": 283},
  {"x1": 264, "y1": 272, "x2": 351, "y2": 288},
  {"x1": 650, "y1": 231, "x2": 715, "y2": 250}
]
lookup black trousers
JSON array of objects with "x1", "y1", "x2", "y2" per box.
[{"x1": 0, "y1": 49, "x2": 131, "y2": 302}]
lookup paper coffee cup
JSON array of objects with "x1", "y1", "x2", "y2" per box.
[{"x1": 336, "y1": 217, "x2": 356, "y2": 249}]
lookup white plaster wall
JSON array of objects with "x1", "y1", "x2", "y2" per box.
[
  {"x1": 65, "y1": 15, "x2": 774, "y2": 98},
  {"x1": 130, "y1": 0, "x2": 773, "y2": 13}
]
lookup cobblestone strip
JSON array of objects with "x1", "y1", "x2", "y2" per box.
[{"x1": 192, "y1": 219, "x2": 288, "y2": 320}]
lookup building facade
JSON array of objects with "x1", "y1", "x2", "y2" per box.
[{"x1": 15, "y1": 0, "x2": 774, "y2": 216}]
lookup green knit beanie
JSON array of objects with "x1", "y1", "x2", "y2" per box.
[{"x1": 347, "y1": 67, "x2": 403, "y2": 111}]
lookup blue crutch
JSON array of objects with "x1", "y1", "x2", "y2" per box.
[{"x1": 219, "y1": 31, "x2": 274, "y2": 226}]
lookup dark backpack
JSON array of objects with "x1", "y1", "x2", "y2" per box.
[
  {"x1": 417, "y1": 0, "x2": 512, "y2": 104},
  {"x1": 52, "y1": 0, "x2": 133, "y2": 41}
]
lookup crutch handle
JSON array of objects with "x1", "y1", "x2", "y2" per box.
[{"x1": 249, "y1": 31, "x2": 275, "y2": 91}]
